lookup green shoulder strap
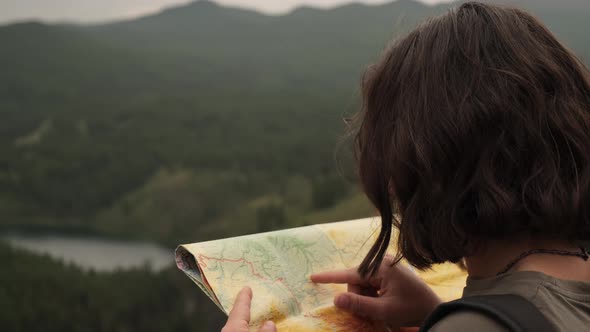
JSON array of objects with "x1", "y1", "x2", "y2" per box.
[{"x1": 419, "y1": 294, "x2": 557, "y2": 332}]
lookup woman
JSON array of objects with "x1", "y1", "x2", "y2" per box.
[{"x1": 223, "y1": 2, "x2": 590, "y2": 331}]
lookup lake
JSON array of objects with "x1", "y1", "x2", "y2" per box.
[{"x1": 1, "y1": 233, "x2": 174, "y2": 272}]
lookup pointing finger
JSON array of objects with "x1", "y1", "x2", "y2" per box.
[
  {"x1": 227, "y1": 286, "x2": 253, "y2": 324},
  {"x1": 310, "y1": 268, "x2": 363, "y2": 284}
]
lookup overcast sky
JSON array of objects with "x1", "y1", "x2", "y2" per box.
[{"x1": 0, "y1": 0, "x2": 457, "y2": 24}]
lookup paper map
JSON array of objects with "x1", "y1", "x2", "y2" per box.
[{"x1": 176, "y1": 217, "x2": 467, "y2": 331}]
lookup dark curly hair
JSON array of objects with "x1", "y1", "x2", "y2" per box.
[{"x1": 356, "y1": 1, "x2": 590, "y2": 276}]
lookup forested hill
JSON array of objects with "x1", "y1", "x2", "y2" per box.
[{"x1": 1, "y1": 0, "x2": 589, "y2": 246}]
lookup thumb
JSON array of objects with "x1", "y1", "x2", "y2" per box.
[
  {"x1": 259, "y1": 321, "x2": 276, "y2": 332},
  {"x1": 334, "y1": 292, "x2": 388, "y2": 320}
]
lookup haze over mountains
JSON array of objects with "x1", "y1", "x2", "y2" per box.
[
  {"x1": 2, "y1": 0, "x2": 588, "y2": 116},
  {"x1": 1, "y1": 0, "x2": 589, "y2": 244}
]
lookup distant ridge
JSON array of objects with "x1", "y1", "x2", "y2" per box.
[
  {"x1": 1, "y1": 0, "x2": 590, "y2": 27},
  {"x1": 93, "y1": 0, "x2": 437, "y2": 29},
  {"x1": 0, "y1": 0, "x2": 587, "y2": 91}
]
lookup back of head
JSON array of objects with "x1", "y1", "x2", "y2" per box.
[{"x1": 356, "y1": 1, "x2": 590, "y2": 275}]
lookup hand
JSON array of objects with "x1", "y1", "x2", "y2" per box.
[
  {"x1": 311, "y1": 256, "x2": 442, "y2": 328},
  {"x1": 221, "y1": 287, "x2": 277, "y2": 332}
]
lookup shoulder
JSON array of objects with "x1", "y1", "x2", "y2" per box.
[{"x1": 428, "y1": 310, "x2": 509, "y2": 332}]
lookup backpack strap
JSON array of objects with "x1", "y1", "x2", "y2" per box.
[{"x1": 419, "y1": 294, "x2": 557, "y2": 332}]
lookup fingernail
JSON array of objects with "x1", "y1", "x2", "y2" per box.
[
  {"x1": 334, "y1": 294, "x2": 349, "y2": 309},
  {"x1": 261, "y1": 321, "x2": 276, "y2": 331}
]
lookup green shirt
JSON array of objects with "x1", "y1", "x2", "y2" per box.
[{"x1": 430, "y1": 271, "x2": 590, "y2": 332}]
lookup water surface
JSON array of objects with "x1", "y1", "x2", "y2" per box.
[{"x1": 1, "y1": 233, "x2": 174, "y2": 272}]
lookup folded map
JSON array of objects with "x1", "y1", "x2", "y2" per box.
[{"x1": 175, "y1": 217, "x2": 467, "y2": 331}]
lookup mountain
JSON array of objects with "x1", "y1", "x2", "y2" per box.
[
  {"x1": 2, "y1": 0, "x2": 588, "y2": 103},
  {"x1": 492, "y1": 0, "x2": 590, "y2": 11},
  {"x1": 0, "y1": 0, "x2": 589, "y2": 244}
]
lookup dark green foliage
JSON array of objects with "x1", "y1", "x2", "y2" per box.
[
  {"x1": 256, "y1": 201, "x2": 287, "y2": 232},
  {"x1": 311, "y1": 174, "x2": 351, "y2": 209},
  {"x1": 0, "y1": 243, "x2": 226, "y2": 332}
]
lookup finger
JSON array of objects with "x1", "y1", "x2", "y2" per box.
[
  {"x1": 348, "y1": 283, "x2": 362, "y2": 294},
  {"x1": 334, "y1": 292, "x2": 389, "y2": 320},
  {"x1": 311, "y1": 268, "x2": 362, "y2": 284},
  {"x1": 259, "y1": 321, "x2": 277, "y2": 332},
  {"x1": 347, "y1": 283, "x2": 379, "y2": 297},
  {"x1": 227, "y1": 286, "x2": 253, "y2": 323}
]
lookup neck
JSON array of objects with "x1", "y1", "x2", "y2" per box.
[{"x1": 464, "y1": 237, "x2": 590, "y2": 281}]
